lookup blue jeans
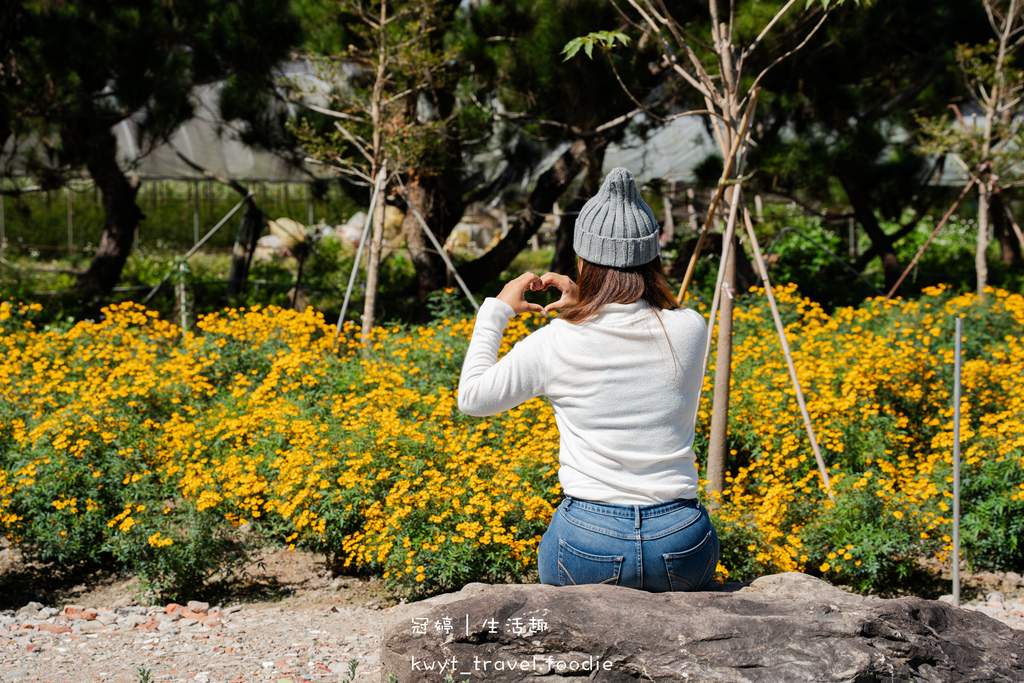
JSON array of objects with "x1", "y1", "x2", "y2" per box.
[{"x1": 537, "y1": 495, "x2": 719, "y2": 592}]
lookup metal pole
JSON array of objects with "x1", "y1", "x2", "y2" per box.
[
  {"x1": 308, "y1": 185, "x2": 315, "y2": 227},
  {"x1": 405, "y1": 200, "x2": 479, "y2": 312},
  {"x1": 193, "y1": 182, "x2": 200, "y2": 245},
  {"x1": 142, "y1": 192, "x2": 253, "y2": 304},
  {"x1": 67, "y1": 187, "x2": 73, "y2": 253},
  {"x1": 334, "y1": 169, "x2": 385, "y2": 349},
  {"x1": 178, "y1": 262, "x2": 188, "y2": 332},
  {"x1": 952, "y1": 316, "x2": 963, "y2": 607},
  {"x1": 1, "y1": 191, "x2": 5, "y2": 258},
  {"x1": 848, "y1": 217, "x2": 856, "y2": 259}
]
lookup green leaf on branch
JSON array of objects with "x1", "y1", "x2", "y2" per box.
[
  {"x1": 561, "y1": 31, "x2": 631, "y2": 62},
  {"x1": 811, "y1": 0, "x2": 860, "y2": 9}
]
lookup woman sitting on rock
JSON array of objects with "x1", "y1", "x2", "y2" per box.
[{"x1": 458, "y1": 167, "x2": 718, "y2": 592}]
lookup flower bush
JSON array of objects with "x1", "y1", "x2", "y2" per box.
[{"x1": 0, "y1": 284, "x2": 1021, "y2": 599}]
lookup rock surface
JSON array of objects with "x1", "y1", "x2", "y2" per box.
[{"x1": 380, "y1": 572, "x2": 1024, "y2": 682}]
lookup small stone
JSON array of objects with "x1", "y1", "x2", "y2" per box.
[
  {"x1": 179, "y1": 618, "x2": 199, "y2": 628},
  {"x1": 76, "y1": 620, "x2": 103, "y2": 633},
  {"x1": 165, "y1": 603, "x2": 182, "y2": 615},
  {"x1": 938, "y1": 595, "x2": 956, "y2": 604},
  {"x1": 121, "y1": 615, "x2": 148, "y2": 629},
  {"x1": 187, "y1": 600, "x2": 210, "y2": 614},
  {"x1": 96, "y1": 613, "x2": 119, "y2": 625},
  {"x1": 17, "y1": 602, "x2": 43, "y2": 619},
  {"x1": 37, "y1": 623, "x2": 72, "y2": 635},
  {"x1": 3, "y1": 667, "x2": 30, "y2": 680},
  {"x1": 157, "y1": 621, "x2": 178, "y2": 634}
]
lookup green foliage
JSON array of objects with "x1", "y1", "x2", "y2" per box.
[
  {"x1": 107, "y1": 503, "x2": 256, "y2": 604},
  {"x1": 800, "y1": 484, "x2": 933, "y2": 593},
  {"x1": 561, "y1": 30, "x2": 631, "y2": 61},
  {"x1": 291, "y1": 0, "x2": 461, "y2": 181},
  {"x1": 426, "y1": 287, "x2": 477, "y2": 325},
  {"x1": 959, "y1": 451, "x2": 1024, "y2": 571}
]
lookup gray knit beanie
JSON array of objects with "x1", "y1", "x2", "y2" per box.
[{"x1": 573, "y1": 167, "x2": 660, "y2": 268}]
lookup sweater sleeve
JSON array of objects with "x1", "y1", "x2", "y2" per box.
[{"x1": 457, "y1": 298, "x2": 548, "y2": 417}]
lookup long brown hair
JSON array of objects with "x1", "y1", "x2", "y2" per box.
[{"x1": 561, "y1": 256, "x2": 679, "y2": 324}]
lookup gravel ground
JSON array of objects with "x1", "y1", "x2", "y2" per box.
[
  {"x1": 1, "y1": 547, "x2": 1021, "y2": 683},
  {"x1": 0, "y1": 547, "x2": 394, "y2": 683},
  {"x1": 0, "y1": 600, "x2": 384, "y2": 682}
]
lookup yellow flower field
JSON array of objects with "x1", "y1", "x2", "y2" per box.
[{"x1": 0, "y1": 283, "x2": 1021, "y2": 598}]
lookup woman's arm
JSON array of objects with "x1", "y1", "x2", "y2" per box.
[{"x1": 457, "y1": 274, "x2": 549, "y2": 417}]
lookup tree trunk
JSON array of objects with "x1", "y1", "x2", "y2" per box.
[
  {"x1": 992, "y1": 192, "x2": 1022, "y2": 266},
  {"x1": 76, "y1": 138, "x2": 143, "y2": 297},
  {"x1": 225, "y1": 200, "x2": 263, "y2": 304},
  {"x1": 457, "y1": 140, "x2": 588, "y2": 290},
  {"x1": 669, "y1": 232, "x2": 756, "y2": 292},
  {"x1": 550, "y1": 138, "x2": 607, "y2": 275},
  {"x1": 361, "y1": 185, "x2": 387, "y2": 338},
  {"x1": 841, "y1": 176, "x2": 901, "y2": 291},
  {"x1": 400, "y1": 172, "x2": 464, "y2": 303},
  {"x1": 705, "y1": 235, "x2": 735, "y2": 505},
  {"x1": 977, "y1": 179, "x2": 991, "y2": 299}
]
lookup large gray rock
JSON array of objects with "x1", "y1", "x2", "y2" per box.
[{"x1": 379, "y1": 572, "x2": 1024, "y2": 682}]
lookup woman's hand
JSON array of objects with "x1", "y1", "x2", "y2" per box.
[
  {"x1": 496, "y1": 272, "x2": 545, "y2": 315},
  {"x1": 536, "y1": 272, "x2": 578, "y2": 315}
]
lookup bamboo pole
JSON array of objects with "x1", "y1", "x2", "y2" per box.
[
  {"x1": 885, "y1": 177, "x2": 977, "y2": 300},
  {"x1": 700, "y1": 183, "x2": 744, "y2": 374},
  {"x1": 677, "y1": 89, "x2": 760, "y2": 301},
  {"x1": 741, "y1": 201, "x2": 834, "y2": 499}
]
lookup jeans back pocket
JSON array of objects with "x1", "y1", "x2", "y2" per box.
[
  {"x1": 557, "y1": 539, "x2": 624, "y2": 587},
  {"x1": 663, "y1": 527, "x2": 718, "y2": 592}
]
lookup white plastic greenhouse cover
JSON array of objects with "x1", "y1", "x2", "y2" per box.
[{"x1": 2, "y1": 62, "x2": 329, "y2": 184}]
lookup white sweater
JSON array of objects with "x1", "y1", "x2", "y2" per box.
[{"x1": 457, "y1": 297, "x2": 707, "y2": 505}]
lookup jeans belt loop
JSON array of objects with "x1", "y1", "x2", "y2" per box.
[{"x1": 633, "y1": 505, "x2": 641, "y2": 529}]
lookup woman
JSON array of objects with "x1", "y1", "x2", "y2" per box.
[{"x1": 457, "y1": 167, "x2": 717, "y2": 592}]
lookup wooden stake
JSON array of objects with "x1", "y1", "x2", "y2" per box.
[{"x1": 741, "y1": 201, "x2": 834, "y2": 499}]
